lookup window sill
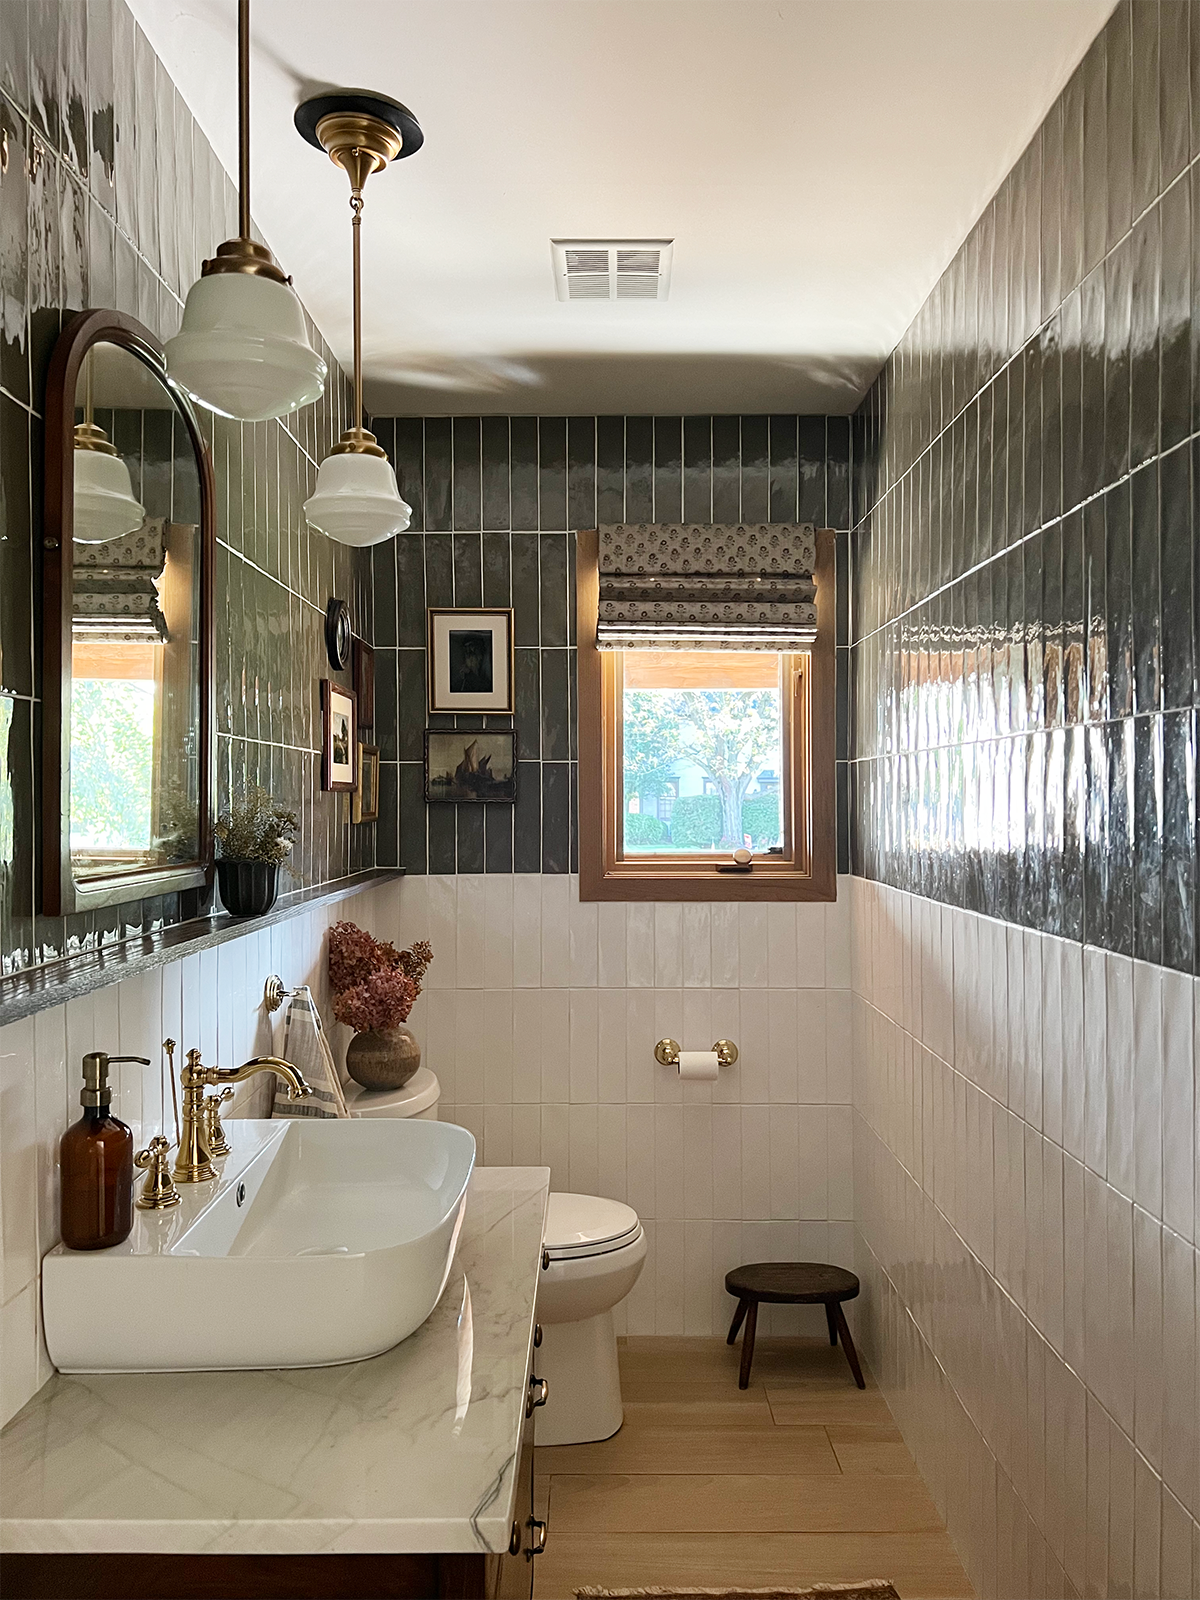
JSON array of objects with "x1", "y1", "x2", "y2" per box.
[{"x1": 579, "y1": 865, "x2": 836, "y2": 902}]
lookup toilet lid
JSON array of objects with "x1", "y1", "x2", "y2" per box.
[
  {"x1": 544, "y1": 1192, "x2": 641, "y2": 1260},
  {"x1": 343, "y1": 1066, "x2": 440, "y2": 1118}
]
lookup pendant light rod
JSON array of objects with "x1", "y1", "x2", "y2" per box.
[
  {"x1": 190, "y1": 0, "x2": 287, "y2": 283},
  {"x1": 351, "y1": 187, "x2": 364, "y2": 434},
  {"x1": 308, "y1": 107, "x2": 405, "y2": 455},
  {"x1": 238, "y1": 0, "x2": 251, "y2": 241},
  {"x1": 297, "y1": 90, "x2": 421, "y2": 544}
]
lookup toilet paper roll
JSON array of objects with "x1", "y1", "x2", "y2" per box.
[{"x1": 677, "y1": 1050, "x2": 720, "y2": 1081}]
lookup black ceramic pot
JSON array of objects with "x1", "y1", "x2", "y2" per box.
[{"x1": 216, "y1": 859, "x2": 279, "y2": 918}]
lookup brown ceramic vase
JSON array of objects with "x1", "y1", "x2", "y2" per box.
[{"x1": 345, "y1": 1025, "x2": 421, "y2": 1091}]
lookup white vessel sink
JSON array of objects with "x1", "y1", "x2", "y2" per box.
[{"x1": 42, "y1": 1118, "x2": 475, "y2": 1373}]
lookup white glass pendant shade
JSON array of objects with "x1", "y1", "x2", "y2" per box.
[
  {"x1": 164, "y1": 273, "x2": 327, "y2": 422},
  {"x1": 303, "y1": 451, "x2": 412, "y2": 546},
  {"x1": 72, "y1": 447, "x2": 145, "y2": 543}
]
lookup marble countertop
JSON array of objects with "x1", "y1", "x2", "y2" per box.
[{"x1": 0, "y1": 1166, "x2": 549, "y2": 1556}]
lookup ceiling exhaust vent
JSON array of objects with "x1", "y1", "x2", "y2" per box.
[{"x1": 551, "y1": 239, "x2": 674, "y2": 302}]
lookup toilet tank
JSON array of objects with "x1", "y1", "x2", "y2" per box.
[{"x1": 342, "y1": 1066, "x2": 440, "y2": 1120}]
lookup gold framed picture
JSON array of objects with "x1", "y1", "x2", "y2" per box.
[{"x1": 353, "y1": 743, "x2": 380, "y2": 823}]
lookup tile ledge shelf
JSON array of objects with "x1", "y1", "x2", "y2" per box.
[{"x1": 0, "y1": 870, "x2": 406, "y2": 1028}]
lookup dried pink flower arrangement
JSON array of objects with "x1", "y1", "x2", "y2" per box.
[
  {"x1": 333, "y1": 968, "x2": 419, "y2": 1033},
  {"x1": 328, "y1": 921, "x2": 434, "y2": 1034}
]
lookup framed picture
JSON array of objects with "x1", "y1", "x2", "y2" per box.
[
  {"x1": 425, "y1": 730, "x2": 518, "y2": 803},
  {"x1": 321, "y1": 681, "x2": 357, "y2": 791},
  {"x1": 353, "y1": 637, "x2": 375, "y2": 727},
  {"x1": 353, "y1": 743, "x2": 380, "y2": 823},
  {"x1": 428, "y1": 608, "x2": 514, "y2": 712}
]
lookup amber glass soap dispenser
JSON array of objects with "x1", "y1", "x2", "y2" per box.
[{"x1": 60, "y1": 1051, "x2": 148, "y2": 1250}]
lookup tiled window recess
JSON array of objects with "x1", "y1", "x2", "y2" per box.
[
  {"x1": 0, "y1": 0, "x2": 374, "y2": 981},
  {"x1": 849, "y1": 4, "x2": 1200, "y2": 1596},
  {"x1": 366, "y1": 414, "x2": 852, "y2": 874}
]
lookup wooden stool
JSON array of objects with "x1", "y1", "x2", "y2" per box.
[{"x1": 724, "y1": 1262, "x2": 865, "y2": 1390}]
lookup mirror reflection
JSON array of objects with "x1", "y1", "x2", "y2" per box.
[{"x1": 69, "y1": 342, "x2": 203, "y2": 884}]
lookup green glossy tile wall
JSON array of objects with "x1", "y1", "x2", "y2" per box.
[
  {"x1": 366, "y1": 413, "x2": 852, "y2": 874},
  {"x1": 0, "y1": 0, "x2": 374, "y2": 979},
  {"x1": 849, "y1": 6, "x2": 1200, "y2": 1595},
  {"x1": 850, "y1": 0, "x2": 1199, "y2": 978}
]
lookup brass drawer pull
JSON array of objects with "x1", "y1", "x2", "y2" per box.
[
  {"x1": 526, "y1": 1375, "x2": 548, "y2": 1416},
  {"x1": 542, "y1": 1247, "x2": 550, "y2": 1270},
  {"x1": 508, "y1": 1520, "x2": 522, "y2": 1556},
  {"x1": 528, "y1": 1518, "x2": 547, "y2": 1556},
  {"x1": 534, "y1": 1322, "x2": 543, "y2": 1348}
]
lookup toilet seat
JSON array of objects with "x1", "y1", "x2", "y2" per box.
[{"x1": 543, "y1": 1193, "x2": 641, "y2": 1261}]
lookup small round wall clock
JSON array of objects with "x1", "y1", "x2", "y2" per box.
[{"x1": 325, "y1": 597, "x2": 352, "y2": 670}]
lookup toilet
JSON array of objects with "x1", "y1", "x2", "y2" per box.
[
  {"x1": 340, "y1": 1069, "x2": 642, "y2": 1445},
  {"x1": 342, "y1": 1066, "x2": 441, "y2": 1120},
  {"x1": 534, "y1": 1192, "x2": 646, "y2": 1447}
]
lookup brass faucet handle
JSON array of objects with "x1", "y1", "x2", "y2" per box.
[
  {"x1": 203, "y1": 1086, "x2": 235, "y2": 1158},
  {"x1": 135, "y1": 1136, "x2": 182, "y2": 1210}
]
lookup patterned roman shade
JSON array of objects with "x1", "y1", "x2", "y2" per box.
[
  {"x1": 72, "y1": 516, "x2": 169, "y2": 641},
  {"x1": 596, "y1": 522, "x2": 818, "y2": 651}
]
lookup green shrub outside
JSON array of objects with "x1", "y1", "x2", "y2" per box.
[
  {"x1": 668, "y1": 794, "x2": 723, "y2": 848},
  {"x1": 743, "y1": 791, "x2": 782, "y2": 847},
  {"x1": 624, "y1": 812, "x2": 667, "y2": 847}
]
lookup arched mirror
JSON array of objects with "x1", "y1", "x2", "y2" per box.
[{"x1": 42, "y1": 310, "x2": 215, "y2": 916}]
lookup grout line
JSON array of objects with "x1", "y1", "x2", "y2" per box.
[{"x1": 850, "y1": 424, "x2": 1200, "y2": 650}]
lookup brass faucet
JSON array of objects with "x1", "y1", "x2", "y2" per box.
[{"x1": 174, "y1": 1050, "x2": 313, "y2": 1183}]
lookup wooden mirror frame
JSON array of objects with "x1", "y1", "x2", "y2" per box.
[{"x1": 42, "y1": 308, "x2": 216, "y2": 916}]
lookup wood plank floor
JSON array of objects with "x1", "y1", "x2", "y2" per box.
[{"x1": 533, "y1": 1335, "x2": 973, "y2": 1600}]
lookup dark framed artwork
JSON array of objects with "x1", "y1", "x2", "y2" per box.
[
  {"x1": 353, "y1": 743, "x2": 380, "y2": 823},
  {"x1": 425, "y1": 730, "x2": 518, "y2": 803},
  {"x1": 353, "y1": 638, "x2": 375, "y2": 727},
  {"x1": 427, "y1": 608, "x2": 514, "y2": 713},
  {"x1": 321, "y1": 680, "x2": 357, "y2": 792}
]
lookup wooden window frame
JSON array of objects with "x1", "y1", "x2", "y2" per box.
[{"x1": 577, "y1": 526, "x2": 837, "y2": 902}]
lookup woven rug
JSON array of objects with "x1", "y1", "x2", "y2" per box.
[{"x1": 575, "y1": 1583, "x2": 901, "y2": 1600}]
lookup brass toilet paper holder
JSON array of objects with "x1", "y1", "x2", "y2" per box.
[{"x1": 654, "y1": 1038, "x2": 739, "y2": 1068}]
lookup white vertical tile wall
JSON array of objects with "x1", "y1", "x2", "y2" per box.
[
  {"x1": 374, "y1": 874, "x2": 856, "y2": 1338},
  {"x1": 850, "y1": 876, "x2": 1200, "y2": 1600},
  {"x1": 0, "y1": 885, "x2": 383, "y2": 1428}
]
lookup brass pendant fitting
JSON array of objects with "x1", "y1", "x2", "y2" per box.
[
  {"x1": 200, "y1": 235, "x2": 291, "y2": 284},
  {"x1": 315, "y1": 111, "x2": 404, "y2": 193},
  {"x1": 329, "y1": 426, "x2": 387, "y2": 459},
  {"x1": 72, "y1": 421, "x2": 119, "y2": 456}
]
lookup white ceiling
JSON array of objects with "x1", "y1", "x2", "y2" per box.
[{"x1": 132, "y1": 0, "x2": 1114, "y2": 417}]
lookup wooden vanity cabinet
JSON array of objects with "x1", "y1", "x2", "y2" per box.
[{"x1": 487, "y1": 1403, "x2": 538, "y2": 1600}]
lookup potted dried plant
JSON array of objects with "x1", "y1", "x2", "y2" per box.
[
  {"x1": 213, "y1": 786, "x2": 297, "y2": 917},
  {"x1": 328, "y1": 922, "x2": 434, "y2": 1091}
]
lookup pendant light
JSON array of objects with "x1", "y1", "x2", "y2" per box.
[
  {"x1": 73, "y1": 349, "x2": 146, "y2": 544},
  {"x1": 296, "y1": 93, "x2": 422, "y2": 546},
  {"x1": 165, "y1": 0, "x2": 326, "y2": 422}
]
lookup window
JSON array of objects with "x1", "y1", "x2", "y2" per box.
[{"x1": 577, "y1": 527, "x2": 836, "y2": 901}]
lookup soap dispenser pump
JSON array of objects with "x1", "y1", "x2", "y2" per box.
[{"x1": 59, "y1": 1051, "x2": 148, "y2": 1250}]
